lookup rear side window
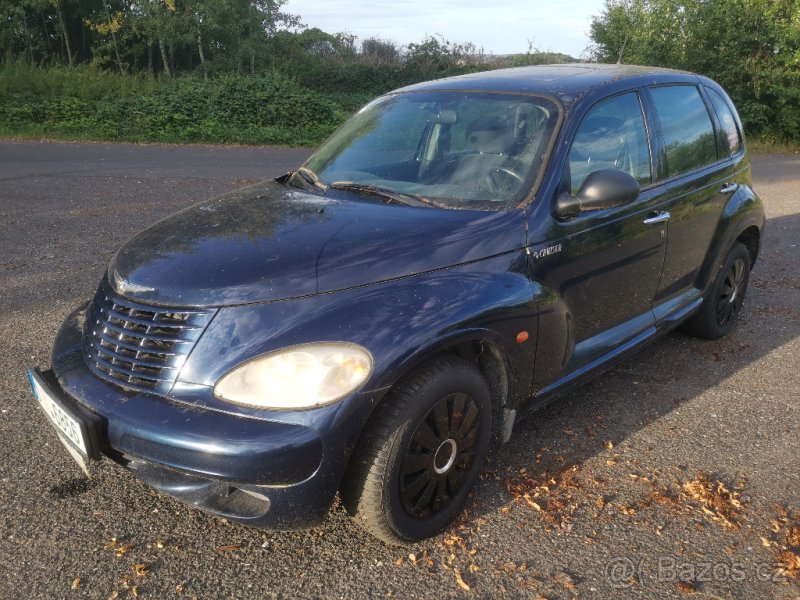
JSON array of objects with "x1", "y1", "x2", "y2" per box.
[
  {"x1": 705, "y1": 88, "x2": 741, "y2": 156},
  {"x1": 568, "y1": 92, "x2": 651, "y2": 194},
  {"x1": 650, "y1": 85, "x2": 717, "y2": 177}
]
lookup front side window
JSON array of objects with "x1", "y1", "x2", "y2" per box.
[
  {"x1": 567, "y1": 92, "x2": 651, "y2": 194},
  {"x1": 650, "y1": 85, "x2": 717, "y2": 177},
  {"x1": 295, "y1": 91, "x2": 561, "y2": 210},
  {"x1": 705, "y1": 88, "x2": 741, "y2": 156}
]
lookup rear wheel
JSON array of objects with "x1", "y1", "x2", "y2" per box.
[
  {"x1": 684, "y1": 242, "x2": 751, "y2": 339},
  {"x1": 341, "y1": 356, "x2": 492, "y2": 544}
]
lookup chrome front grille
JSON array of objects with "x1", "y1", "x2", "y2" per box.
[{"x1": 83, "y1": 286, "x2": 213, "y2": 394}]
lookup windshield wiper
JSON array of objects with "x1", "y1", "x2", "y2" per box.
[
  {"x1": 292, "y1": 166, "x2": 326, "y2": 191},
  {"x1": 328, "y1": 182, "x2": 432, "y2": 207}
]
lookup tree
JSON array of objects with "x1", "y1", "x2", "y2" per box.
[{"x1": 588, "y1": 0, "x2": 800, "y2": 141}]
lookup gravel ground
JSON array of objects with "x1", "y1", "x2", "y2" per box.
[{"x1": 0, "y1": 141, "x2": 798, "y2": 599}]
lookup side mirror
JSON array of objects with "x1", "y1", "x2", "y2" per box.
[{"x1": 556, "y1": 169, "x2": 640, "y2": 220}]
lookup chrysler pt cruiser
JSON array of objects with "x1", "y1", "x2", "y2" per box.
[{"x1": 28, "y1": 64, "x2": 764, "y2": 543}]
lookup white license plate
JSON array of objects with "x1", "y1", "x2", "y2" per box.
[{"x1": 28, "y1": 370, "x2": 90, "y2": 457}]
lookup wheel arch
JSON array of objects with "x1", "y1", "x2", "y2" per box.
[
  {"x1": 379, "y1": 329, "x2": 522, "y2": 420},
  {"x1": 698, "y1": 186, "x2": 764, "y2": 293},
  {"x1": 736, "y1": 225, "x2": 761, "y2": 266}
]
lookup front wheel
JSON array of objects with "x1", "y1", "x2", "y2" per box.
[
  {"x1": 684, "y1": 242, "x2": 751, "y2": 340},
  {"x1": 341, "y1": 356, "x2": 492, "y2": 544}
]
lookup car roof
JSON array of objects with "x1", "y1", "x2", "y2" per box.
[{"x1": 397, "y1": 63, "x2": 701, "y2": 106}]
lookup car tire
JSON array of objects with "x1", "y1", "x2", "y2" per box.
[
  {"x1": 684, "y1": 242, "x2": 751, "y2": 340},
  {"x1": 340, "y1": 355, "x2": 492, "y2": 545}
]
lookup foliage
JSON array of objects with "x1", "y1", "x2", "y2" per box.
[
  {"x1": 588, "y1": 0, "x2": 800, "y2": 142},
  {"x1": 0, "y1": 0, "x2": 581, "y2": 146},
  {"x1": 0, "y1": 61, "x2": 346, "y2": 145}
]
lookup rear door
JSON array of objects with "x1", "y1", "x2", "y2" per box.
[{"x1": 644, "y1": 84, "x2": 740, "y2": 321}]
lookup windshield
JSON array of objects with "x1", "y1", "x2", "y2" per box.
[{"x1": 294, "y1": 91, "x2": 561, "y2": 210}]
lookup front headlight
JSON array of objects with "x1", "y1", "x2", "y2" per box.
[{"x1": 213, "y1": 343, "x2": 373, "y2": 410}]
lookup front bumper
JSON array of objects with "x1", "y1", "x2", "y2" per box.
[{"x1": 43, "y1": 303, "x2": 350, "y2": 528}]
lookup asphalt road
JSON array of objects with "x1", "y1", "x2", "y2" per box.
[{"x1": 1, "y1": 141, "x2": 798, "y2": 599}]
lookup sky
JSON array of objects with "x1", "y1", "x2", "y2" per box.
[{"x1": 284, "y1": 0, "x2": 607, "y2": 58}]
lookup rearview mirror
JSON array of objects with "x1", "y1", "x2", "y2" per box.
[{"x1": 556, "y1": 169, "x2": 640, "y2": 220}]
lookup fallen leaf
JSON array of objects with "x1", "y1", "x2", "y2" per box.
[
  {"x1": 216, "y1": 544, "x2": 241, "y2": 553},
  {"x1": 526, "y1": 499, "x2": 543, "y2": 512},
  {"x1": 115, "y1": 544, "x2": 135, "y2": 557},
  {"x1": 131, "y1": 586, "x2": 139, "y2": 598},
  {"x1": 408, "y1": 553, "x2": 417, "y2": 565},
  {"x1": 498, "y1": 561, "x2": 516, "y2": 574},
  {"x1": 156, "y1": 540, "x2": 165, "y2": 549},
  {"x1": 108, "y1": 593, "x2": 119, "y2": 600},
  {"x1": 788, "y1": 526, "x2": 800, "y2": 548},
  {"x1": 606, "y1": 459, "x2": 617, "y2": 466},
  {"x1": 134, "y1": 564, "x2": 149, "y2": 578},
  {"x1": 71, "y1": 578, "x2": 81, "y2": 590},
  {"x1": 778, "y1": 550, "x2": 800, "y2": 578},
  {"x1": 104, "y1": 538, "x2": 118, "y2": 550},
  {"x1": 675, "y1": 581, "x2": 696, "y2": 594},
  {"x1": 394, "y1": 557, "x2": 404, "y2": 566},
  {"x1": 605, "y1": 440, "x2": 614, "y2": 450},
  {"x1": 619, "y1": 504, "x2": 636, "y2": 516},
  {"x1": 454, "y1": 568, "x2": 471, "y2": 591},
  {"x1": 175, "y1": 584, "x2": 184, "y2": 593},
  {"x1": 469, "y1": 564, "x2": 479, "y2": 573},
  {"x1": 681, "y1": 473, "x2": 744, "y2": 530},
  {"x1": 773, "y1": 504, "x2": 790, "y2": 520},
  {"x1": 760, "y1": 536, "x2": 772, "y2": 548},
  {"x1": 554, "y1": 571, "x2": 576, "y2": 590}
]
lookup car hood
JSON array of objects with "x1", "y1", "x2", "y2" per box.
[{"x1": 108, "y1": 179, "x2": 526, "y2": 307}]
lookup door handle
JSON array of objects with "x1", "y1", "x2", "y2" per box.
[
  {"x1": 720, "y1": 182, "x2": 738, "y2": 194},
  {"x1": 643, "y1": 211, "x2": 671, "y2": 225}
]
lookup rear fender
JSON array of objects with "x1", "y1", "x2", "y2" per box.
[{"x1": 696, "y1": 185, "x2": 764, "y2": 294}]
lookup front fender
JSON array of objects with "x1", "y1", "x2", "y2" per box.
[{"x1": 178, "y1": 252, "x2": 538, "y2": 424}]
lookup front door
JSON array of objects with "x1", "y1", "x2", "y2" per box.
[{"x1": 530, "y1": 90, "x2": 667, "y2": 392}]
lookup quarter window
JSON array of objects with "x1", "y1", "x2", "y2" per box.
[
  {"x1": 650, "y1": 85, "x2": 717, "y2": 177},
  {"x1": 568, "y1": 92, "x2": 651, "y2": 194},
  {"x1": 705, "y1": 88, "x2": 741, "y2": 156}
]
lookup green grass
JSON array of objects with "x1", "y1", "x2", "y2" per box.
[{"x1": 748, "y1": 137, "x2": 800, "y2": 155}]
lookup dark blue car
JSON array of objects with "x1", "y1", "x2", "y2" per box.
[{"x1": 29, "y1": 64, "x2": 764, "y2": 543}]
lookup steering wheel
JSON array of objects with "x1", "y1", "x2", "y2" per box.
[{"x1": 482, "y1": 167, "x2": 525, "y2": 197}]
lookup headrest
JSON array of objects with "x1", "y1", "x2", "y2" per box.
[{"x1": 436, "y1": 109, "x2": 458, "y2": 125}]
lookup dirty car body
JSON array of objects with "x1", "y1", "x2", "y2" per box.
[{"x1": 30, "y1": 64, "x2": 764, "y2": 542}]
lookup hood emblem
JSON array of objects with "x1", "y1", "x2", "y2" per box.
[{"x1": 113, "y1": 270, "x2": 155, "y2": 295}]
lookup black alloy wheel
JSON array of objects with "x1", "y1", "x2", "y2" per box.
[
  {"x1": 685, "y1": 241, "x2": 751, "y2": 340},
  {"x1": 399, "y1": 391, "x2": 480, "y2": 519},
  {"x1": 716, "y1": 256, "x2": 746, "y2": 327},
  {"x1": 341, "y1": 355, "x2": 492, "y2": 544}
]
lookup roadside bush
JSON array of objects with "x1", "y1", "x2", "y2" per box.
[{"x1": 0, "y1": 62, "x2": 347, "y2": 146}]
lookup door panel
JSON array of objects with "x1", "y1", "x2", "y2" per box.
[
  {"x1": 653, "y1": 164, "x2": 732, "y2": 307},
  {"x1": 530, "y1": 185, "x2": 667, "y2": 390},
  {"x1": 646, "y1": 84, "x2": 737, "y2": 314}
]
